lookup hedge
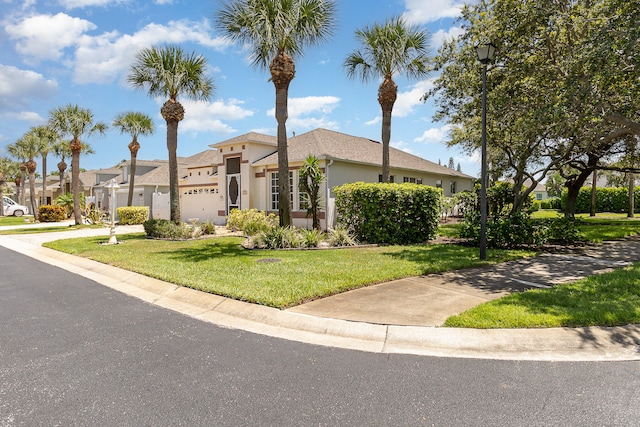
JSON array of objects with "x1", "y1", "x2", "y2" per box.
[
  {"x1": 561, "y1": 187, "x2": 640, "y2": 213},
  {"x1": 116, "y1": 206, "x2": 149, "y2": 225},
  {"x1": 38, "y1": 205, "x2": 67, "y2": 222},
  {"x1": 334, "y1": 182, "x2": 442, "y2": 244}
]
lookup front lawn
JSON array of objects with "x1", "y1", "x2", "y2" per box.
[
  {"x1": 444, "y1": 262, "x2": 640, "y2": 328},
  {"x1": 43, "y1": 234, "x2": 533, "y2": 309}
]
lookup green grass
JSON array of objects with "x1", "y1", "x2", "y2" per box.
[
  {"x1": 43, "y1": 234, "x2": 534, "y2": 309},
  {"x1": 0, "y1": 224, "x2": 102, "y2": 235},
  {"x1": 444, "y1": 263, "x2": 640, "y2": 328},
  {"x1": 0, "y1": 215, "x2": 35, "y2": 226}
]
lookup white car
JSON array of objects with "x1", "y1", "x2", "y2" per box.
[{"x1": 3, "y1": 196, "x2": 29, "y2": 217}]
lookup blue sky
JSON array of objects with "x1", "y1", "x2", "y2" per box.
[{"x1": 0, "y1": 0, "x2": 478, "y2": 177}]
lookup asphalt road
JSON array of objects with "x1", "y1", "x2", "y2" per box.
[{"x1": 1, "y1": 246, "x2": 639, "y2": 426}]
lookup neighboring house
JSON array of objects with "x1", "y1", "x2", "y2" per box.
[{"x1": 179, "y1": 128, "x2": 475, "y2": 228}]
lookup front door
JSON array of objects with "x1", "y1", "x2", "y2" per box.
[
  {"x1": 226, "y1": 156, "x2": 242, "y2": 214},
  {"x1": 227, "y1": 174, "x2": 241, "y2": 213}
]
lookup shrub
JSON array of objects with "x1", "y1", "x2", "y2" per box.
[
  {"x1": 254, "y1": 226, "x2": 300, "y2": 249},
  {"x1": 143, "y1": 218, "x2": 195, "y2": 240},
  {"x1": 199, "y1": 221, "x2": 216, "y2": 235},
  {"x1": 85, "y1": 208, "x2": 106, "y2": 224},
  {"x1": 299, "y1": 228, "x2": 324, "y2": 248},
  {"x1": 328, "y1": 225, "x2": 358, "y2": 247},
  {"x1": 227, "y1": 208, "x2": 277, "y2": 236},
  {"x1": 561, "y1": 186, "x2": 640, "y2": 214},
  {"x1": 334, "y1": 182, "x2": 442, "y2": 244},
  {"x1": 116, "y1": 206, "x2": 149, "y2": 225},
  {"x1": 38, "y1": 205, "x2": 67, "y2": 222},
  {"x1": 54, "y1": 193, "x2": 84, "y2": 218}
]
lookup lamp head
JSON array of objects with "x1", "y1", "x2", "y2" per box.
[{"x1": 475, "y1": 42, "x2": 497, "y2": 64}]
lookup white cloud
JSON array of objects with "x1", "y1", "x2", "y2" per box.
[
  {"x1": 58, "y1": 0, "x2": 127, "y2": 9},
  {"x1": 431, "y1": 26, "x2": 466, "y2": 51},
  {"x1": 0, "y1": 64, "x2": 58, "y2": 109},
  {"x1": 365, "y1": 116, "x2": 380, "y2": 126},
  {"x1": 173, "y1": 98, "x2": 254, "y2": 134},
  {"x1": 5, "y1": 12, "x2": 96, "y2": 61},
  {"x1": 402, "y1": 0, "x2": 466, "y2": 24},
  {"x1": 414, "y1": 124, "x2": 453, "y2": 144},
  {"x1": 391, "y1": 140, "x2": 415, "y2": 155},
  {"x1": 393, "y1": 79, "x2": 434, "y2": 117},
  {"x1": 267, "y1": 96, "x2": 341, "y2": 131},
  {"x1": 1, "y1": 110, "x2": 45, "y2": 123},
  {"x1": 73, "y1": 19, "x2": 230, "y2": 84}
]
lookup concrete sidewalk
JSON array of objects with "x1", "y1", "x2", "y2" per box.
[{"x1": 1, "y1": 223, "x2": 640, "y2": 361}]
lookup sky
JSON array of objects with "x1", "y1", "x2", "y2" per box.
[{"x1": 0, "y1": 0, "x2": 478, "y2": 178}]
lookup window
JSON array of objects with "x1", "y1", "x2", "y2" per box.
[
  {"x1": 270, "y1": 171, "x2": 294, "y2": 210},
  {"x1": 536, "y1": 193, "x2": 543, "y2": 200},
  {"x1": 450, "y1": 181, "x2": 457, "y2": 194},
  {"x1": 227, "y1": 157, "x2": 241, "y2": 174},
  {"x1": 436, "y1": 180, "x2": 442, "y2": 188},
  {"x1": 416, "y1": 178, "x2": 423, "y2": 185},
  {"x1": 378, "y1": 175, "x2": 395, "y2": 183}
]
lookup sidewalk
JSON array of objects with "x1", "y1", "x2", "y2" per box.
[{"x1": 1, "y1": 222, "x2": 639, "y2": 362}]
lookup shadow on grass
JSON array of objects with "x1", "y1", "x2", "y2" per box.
[{"x1": 158, "y1": 238, "x2": 249, "y2": 263}]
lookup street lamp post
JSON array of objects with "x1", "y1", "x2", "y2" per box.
[
  {"x1": 104, "y1": 179, "x2": 120, "y2": 244},
  {"x1": 476, "y1": 42, "x2": 496, "y2": 261}
]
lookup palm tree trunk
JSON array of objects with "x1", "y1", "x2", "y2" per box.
[
  {"x1": 0, "y1": 174, "x2": 5, "y2": 217},
  {"x1": 19, "y1": 165, "x2": 26, "y2": 205},
  {"x1": 27, "y1": 159, "x2": 38, "y2": 221},
  {"x1": 275, "y1": 85, "x2": 292, "y2": 227},
  {"x1": 71, "y1": 139, "x2": 82, "y2": 225},
  {"x1": 167, "y1": 122, "x2": 180, "y2": 223},
  {"x1": 127, "y1": 138, "x2": 139, "y2": 207},
  {"x1": 270, "y1": 51, "x2": 295, "y2": 227},
  {"x1": 628, "y1": 172, "x2": 635, "y2": 218},
  {"x1": 378, "y1": 76, "x2": 397, "y2": 183},
  {"x1": 42, "y1": 154, "x2": 48, "y2": 206},
  {"x1": 381, "y1": 108, "x2": 392, "y2": 182}
]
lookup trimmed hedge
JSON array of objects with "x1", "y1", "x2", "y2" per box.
[
  {"x1": 334, "y1": 182, "x2": 442, "y2": 244},
  {"x1": 561, "y1": 187, "x2": 640, "y2": 213},
  {"x1": 116, "y1": 206, "x2": 149, "y2": 225},
  {"x1": 38, "y1": 205, "x2": 67, "y2": 222}
]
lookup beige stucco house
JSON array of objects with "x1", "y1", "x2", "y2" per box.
[{"x1": 179, "y1": 128, "x2": 474, "y2": 229}]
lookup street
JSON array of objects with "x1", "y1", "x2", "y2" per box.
[{"x1": 1, "y1": 246, "x2": 638, "y2": 426}]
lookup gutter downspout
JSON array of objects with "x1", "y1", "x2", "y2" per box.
[{"x1": 325, "y1": 157, "x2": 334, "y2": 229}]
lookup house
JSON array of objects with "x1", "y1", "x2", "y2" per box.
[{"x1": 179, "y1": 128, "x2": 474, "y2": 228}]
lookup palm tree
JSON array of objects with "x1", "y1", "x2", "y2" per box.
[
  {"x1": 0, "y1": 157, "x2": 19, "y2": 216},
  {"x1": 7, "y1": 145, "x2": 26, "y2": 205},
  {"x1": 299, "y1": 155, "x2": 323, "y2": 230},
  {"x1": 52, "y1": 139, "x2": 72, "y2": 195},
  {"x1": 215, "y1": 0, "x2": 336, "y2": 226},
  {"x1": 8, "y1": 130, "x2": 45, "y2": 220},
  {"x1": 344, "y1": 17, "x2": 430, "y2": 182},
  {"x1": 112, "y1": 112, "x2": 155, "y2": 206},
  {"x1": 128, "y1": 45, "x2": 214, "y2": 223},
  {"x1": 31, "y1": 125, "x2": 59, "y2": 206},
  {"x1": 48, "y1": 104, "x2": 107, "y2": 225}
]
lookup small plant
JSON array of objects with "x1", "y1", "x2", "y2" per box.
[
  {"x1": 299, "y1": 228, "x2": 324, "y2": 248},
  {"x1": 85, "y1": 208, "x2": 107, "y2": 225},
  {"x1": 199, "y1": 221, "x2": 216, "y2": 235},
  {"x1": 54, "y1": 193, "x2": 84, "y2": 218},
  {"x1": 328, "y1": 225, "x2": 358, "y2": 247},
  {"x1": 227, "y1": 208, "x2": 277, "y2": 236},
  {"x1": 143, "y1": 218, "x2": 194, "y2": 240},
  {"x1": 254, "y1": 226, "x2": 301, "y2": 249}
]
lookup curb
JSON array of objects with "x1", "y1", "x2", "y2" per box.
[{"x1": 2, "y1": 233, "x2": 639, "y2": 361}]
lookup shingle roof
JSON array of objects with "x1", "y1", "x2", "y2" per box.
[
  {"x1": 183, "y1": 149, "x2": 219, "y2": 167},
  {"x1": 252, "y1": 128, "x2": 474, "y2": 179},
  {"x1": 209, "y1": 132, "x2": 277, "y2": 148}
]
